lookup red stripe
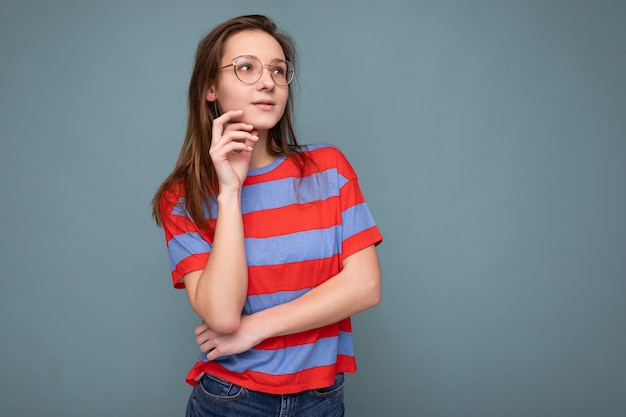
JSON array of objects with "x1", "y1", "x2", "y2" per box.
[
  {"x1": 244, "y1": 147, "x2": 343, "y2": 186},
  {"x1": 340, "y1": 179, "x2": 366, "y2": 209},
  {"x1": 187, "y1": 356, "x2": 356, "y2": 394},
  {"x1": 171, "y1": 253, "x2": 208, "y2": 288},
  {"x1": 254, "y1": 319, "x2": 352, "y2": 350},
  {"x1": 243, "y1": 196, "x2": 341, "y2": 237},
  {"x1": 247, "y1": 255, "x2": 341, "y2": 294},
  {"x1": 342, "y1": 227, "x2": 383, "y2": 261}
]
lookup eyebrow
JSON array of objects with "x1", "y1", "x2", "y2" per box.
[{"x1": 228, "y1": 54, "x2": 287, "y2": 62}]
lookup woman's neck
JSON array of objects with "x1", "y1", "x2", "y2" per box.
[{"x1": 249, "y1": 131, "x2": 276, "y2": 169}]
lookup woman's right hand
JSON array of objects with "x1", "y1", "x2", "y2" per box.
[{"x1": 209, "y1": 110, "x2": 259, "y2": 192}]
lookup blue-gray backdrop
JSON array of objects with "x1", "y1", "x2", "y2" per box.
[{"x1": 1, "y1": 1, "x2": 625, "y2": 416}]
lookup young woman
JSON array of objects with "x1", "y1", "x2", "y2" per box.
[{"x1": 152, "y1": 14, "x2": 383, "y2": 417}]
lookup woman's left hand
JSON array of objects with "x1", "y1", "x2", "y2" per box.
[{"x1": 194, "y1": 315, "x2": 265, "y2": 361}]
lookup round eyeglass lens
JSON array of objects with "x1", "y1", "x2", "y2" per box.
[{"x1": 232, "y1": 56, "x2": 294, "y2": 85}]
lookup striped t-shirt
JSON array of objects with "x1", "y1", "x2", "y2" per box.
[{"x1": 159, "y1": 143, "x2": 383, "y2": 394}]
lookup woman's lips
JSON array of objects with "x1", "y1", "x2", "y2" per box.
[{"x1": 252, "y1": 101, "x2": 275, "y2": 111}]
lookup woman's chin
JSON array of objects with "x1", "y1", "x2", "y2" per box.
[{"x1": 243, "y1": 117, "x2": 281, "y2": 131}]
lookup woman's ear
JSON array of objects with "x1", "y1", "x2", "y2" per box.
[{"x1": 206, "y1": 86, "x2": 217, "y2": 102}]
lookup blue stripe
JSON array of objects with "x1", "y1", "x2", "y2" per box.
[
  {"x1": 172, "y1": 169, "x2": 348, "y2": 220},
  {"x1": 341, "y1": 202, "x2": 376, "y2": 241},
  {"x1": 199, "y1": 331, "x2": 354, "y2": 375},
  {"x1": 168, "y1": 232, "x2": 212, "y2": 271},
  {"x1": 243, "y1": 288, "x2": 312, "y2": 315},
  {"x1": 245, "y1": 227, "x2": 340, "y2": 266},
  {"x1": 172, "y1": 198, "x2": 218, "y2": 220},
  {"x1": 171, "y1": 199, "x2": 187, "y2": 217},
  {"x1": 241, "y1": 169, "x2": 348, "y2": 214},
  {"x1": 169, "y1": 203, "x2": 372, "y2": 270},
  {"x1": 301, "y1": 143, "x2": 333, "y2": 152}
]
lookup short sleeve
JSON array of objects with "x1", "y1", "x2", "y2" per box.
[
  {"x1": 334, "y1": 149, "x2": 383, "y2": 262},
  {"x1": 159, "y1": 187, "x2": 214, "y2": 288}
]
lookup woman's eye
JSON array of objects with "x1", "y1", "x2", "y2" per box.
[
  {"x1": 272, "y1": 66, "x2": 286, "y2": 75},
  {"x1": 237, "y1": 62, "x2": 255, "y2": 72}
]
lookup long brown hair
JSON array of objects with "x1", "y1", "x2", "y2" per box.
[{"x1": 152, "y1": 15, "x2": 305, "y2": 230}]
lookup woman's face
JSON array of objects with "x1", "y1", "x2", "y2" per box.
[{"x1": 206, "y1": 30, "x2": 289, "y2": 132}]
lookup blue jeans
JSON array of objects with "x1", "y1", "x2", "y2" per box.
[{"x1": 186, "y1": 373, "x2": 345, "y2": 417}]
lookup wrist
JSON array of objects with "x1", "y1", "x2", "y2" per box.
[
  {"x1": 245, "y1": 311, "x2": 275, "y2": 343},
  {"x1": 216, "y1": 189, "x2": 241, "y2": 206}
]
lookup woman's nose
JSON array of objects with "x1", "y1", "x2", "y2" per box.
[{"x1": 257, "y1": 66, "x2": 276, "y2": 89}]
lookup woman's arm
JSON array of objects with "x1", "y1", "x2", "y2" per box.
[
  {"x1": 195, "y1": 244, "x2": 381, "y2": 359},
  {"x1": 184, "y1": 110, "x2": 258, "y2": 334},
  {"x1": 183, "y1": 191, "x2": 248, "y2": 334}
]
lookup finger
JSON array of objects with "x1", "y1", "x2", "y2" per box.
[
  {"x1": 209, "y1": 138, "x2": 256, "y2": 163},
  {"x1": 194, "y1": 322, "x2": 209, "y2": 336},
  {"x1": 222, "y1": 130, "x2": 258, "y2": 146},
  {"x1": 200, "y1": 340, "x2": 216, "y2": 354},
  {"x1": 222, "y1": 122, "x2": 255, "y2": 135},
  {"x1": 196, "y1": 330, "x2": 212, "y2": 345},
  {"x1": 205, "y1": 347, "x2": 221, "y2": 361},
  {"x1": 215, "y1": 140, "x2": 255, "y2": 156},
  {"x1": 232, "y1": 133, "x2": 258, "y2": 153},
  {"x1": 212, "y1": 110, "x2": 244, "y2": 141},
  {"x1": 242, "y1": 130, "x2": 259, "y2": 150},
  {"x1": 211, "y1": 129, "x2": 258, "y2": 156}
]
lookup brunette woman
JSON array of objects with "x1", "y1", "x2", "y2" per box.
[{"x1": 152, "y1": 14, "x2": 382, "y2": 417}]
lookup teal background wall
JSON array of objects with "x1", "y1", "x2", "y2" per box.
[{"x1": 1, "y1": 1, "x2": 625, "y2": 416}]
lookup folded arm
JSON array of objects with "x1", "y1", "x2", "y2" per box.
[
  {"x1": 183, "y1": 110, "x2": 259, "y2": 334},
  {"x1": 195, "y1": 244, "x2": 382, "y2": 360},
  {"x1": 183, "y1": 191, "x2": 248, "y2": 334}
]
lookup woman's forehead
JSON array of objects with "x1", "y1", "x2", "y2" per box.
[{"x1": 222, "y1": 30, "x2": 285, "y2": 61}]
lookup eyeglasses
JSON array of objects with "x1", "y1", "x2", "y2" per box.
[{"x1": 220, "y1": 55, "x2": 295, "y2": 86}]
